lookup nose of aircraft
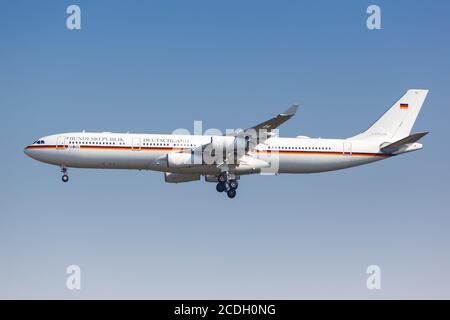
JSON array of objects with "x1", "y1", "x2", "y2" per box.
[
  {"x1": 24, "y1": 146, "x2": 31, "y2": 157},
  {"x1": 24, "y1": 142, "x2": 51, "y2": 164},
  {"x1": 24, "y1": 145, "x2": 36, "y2": 159}
]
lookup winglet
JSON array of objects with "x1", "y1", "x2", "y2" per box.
[{"x1": 281, "y1": 104, "x2": 299, "y2": 117}]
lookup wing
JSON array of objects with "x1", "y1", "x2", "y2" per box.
[
  {"x1": 181, "y1": 104, "x2": 299, "y2": 167},
  {"x1": 241, "y1": 104, "x2": 299, "y2": 148},
  {"x1": 247, "y1": 104, "x2": 299, "y2": 133}
]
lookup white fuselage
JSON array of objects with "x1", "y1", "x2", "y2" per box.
[
  {"x1": 24, "y1": 132, "x2": 391, "y2": 175},
  {"x1": 22, "y1": 89, "x2": 428, "y2": 199}
]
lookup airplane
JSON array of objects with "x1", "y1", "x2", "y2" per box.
[{"x1": 24, "y1": 89, "x2": 429, "y2": 199}]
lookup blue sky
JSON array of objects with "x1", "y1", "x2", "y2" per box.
[{"x1": 1, "y1": 0, "x2": 450, "y2": 299}]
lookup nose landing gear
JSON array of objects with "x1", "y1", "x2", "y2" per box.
[{"x1": 61, "y1": 167, "x2": 69, "y2": 183}]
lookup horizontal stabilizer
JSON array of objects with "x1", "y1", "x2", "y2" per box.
[{"x1": 380, "y1": 131, "x2": 429, "y2": 154}]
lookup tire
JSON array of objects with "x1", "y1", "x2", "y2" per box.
[
  {"x1": 218, "y1": 173, "x2": 227, "y2": 183},
  {"x1": 229, "y1": 180, "x2": 238, "y2": 190},
  {"x1": 227, "y1": 189, "x2": 236, "y2": 199},
  {"x1": 216, "y1": 182, "x2": 226, "y2": 193},
  {"x1": 62, "y1": 175, "x2": 69, "y2": 182}
]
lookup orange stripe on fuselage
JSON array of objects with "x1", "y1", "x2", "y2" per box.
[
  {"x1": 25, "y1": 145, "x2": 61, "y2": 149},
  {"x1": 25, "y1": 145, "x2": 187, "y2": 152}
]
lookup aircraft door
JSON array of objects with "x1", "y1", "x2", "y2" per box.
[
  {"x1": 56, "y1": 136, "x2": 66, "y2": 150},
  {"x1": 343, "y1": 142, "x2": 352, "y2": 156},
  {"x1": 132, "y1": 137, "x2": 142, "y2": 151}
]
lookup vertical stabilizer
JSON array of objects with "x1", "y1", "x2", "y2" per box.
[{"x1": 353, "y1": 89, "x2": 429, "y2": 141}]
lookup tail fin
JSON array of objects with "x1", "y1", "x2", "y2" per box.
[{"x1": 353, "y1": 89, "x2": 429, "y2": 141}]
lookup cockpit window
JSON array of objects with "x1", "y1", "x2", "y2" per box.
[{"x1": 33, "y1": 140, "x2": 45, "y2": 145}]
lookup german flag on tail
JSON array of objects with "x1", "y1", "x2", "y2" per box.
[{"x1": 400, "y1": 103, "x2": 409, "y2": 109}]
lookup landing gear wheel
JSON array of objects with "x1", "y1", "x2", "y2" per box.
[
  {"x1": 218, "y1": 173, "x2": 227, "y2": 183},
  {"x1": 216, "y1": 182, "x2": 226, "y2": 193},
  {"x1": 227, "y1": 189, "x2": 236, "y2": 199},
  {"x1": 229, "y1": 180, "x2": 238, "y2": 190},
  {"x1": 62, "y1": 174, "x2": 69, "y2": 183}
]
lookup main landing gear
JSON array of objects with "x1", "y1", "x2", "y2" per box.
[
  {"x1": 216, "y1": 172, "x2": 239, "y2": 199},
  {"x1": 61, "y1": 167, "x2": 69, "y2": 183}
]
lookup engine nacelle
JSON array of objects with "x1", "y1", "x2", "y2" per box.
[
  {"x1": 164, "y1": 172, "x2": 200, "y2": 183},
  {"x1": 167, "y1": 152, "x2": 202, "y2": 168}
]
